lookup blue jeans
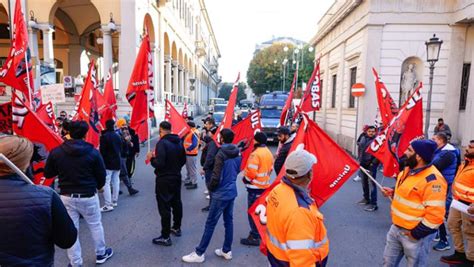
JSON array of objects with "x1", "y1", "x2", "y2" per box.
[
  {"x1": 361, "y1": 164, "x2": 378, "y2": 205},
  {"x1": 383, "y1": 224, "x2": 434, "y2": 267},
  {"x1": 195, "y1": 198, "x2": 234, "y2": 255},
  {"x1": 247, "y1": 189, "x2": 264, "y2": 239}
]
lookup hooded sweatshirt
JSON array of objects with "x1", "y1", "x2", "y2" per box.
[
  {"x1": 151, "y1": 133, "x2": 187, "y2": 180},
  {"x1": 208, "y1": 143, "x2": 242, "y2": 201},
  {"x1": 44, "y1": 139, "x2": 106, "y2": 194}
]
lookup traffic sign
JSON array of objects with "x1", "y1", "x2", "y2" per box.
[{"x1": 351, "y1": 83, "x2": 366, "y2": 97}]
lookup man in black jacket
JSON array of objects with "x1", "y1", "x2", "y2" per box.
[
  {"x1": 0, "y1": 135, "x2": 77, "y2": 266},
  {"x1": 274, "y1": 127, "x2": 295, "y2": 176},
  {"x1": 45, "y1": 121, "x2": 114, "y2": 266},
  {"x1": 357, "y1": 126, "x2": 379, "y2": 212},
  {"x1": 201, "y1": 119, "x2": 219, "y2": 212},
  {"x1": 147, "y1": 121, "x2": 186, "y2": 246}
]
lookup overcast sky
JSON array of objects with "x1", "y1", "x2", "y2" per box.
[{"x1": 205, "y1": 0, "x2": 335, "y2": 83}]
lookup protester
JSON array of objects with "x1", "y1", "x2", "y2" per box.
[
  {"x1": 441, "y1": 140, "x2": 474, "y2": 266},
  {"x1": 182, "y1": 128, "x2": 241, "y2": 263},
  {"x1": 0, "y1": 135, "x2": 77, "y2": 266},
  {"x1": 431, "y1": 132, "x2": 461, "y2": 251},
  {"x1": 357, "y1": 126, "x2": 380, "y2": 212},
  {"x1": 265, "y1": 149, "x2": 329, "y2": 266},
  {"x1": 273, "y1": 126, "x2": 295, "y2": 175},
  {"x1": 353, "y1": 125, "x2": 369, "y2": 182},
  {"x1": 44, "y1": 121, "x2": 114, "y2": 266},
  {"x1": 59, "y1": 110, "x2": 67, "y2": 120},
  {"x1": 183, "y1": 120, "x2": 200, "y2": 189},
  {"x1": 124, "y1": 120, "x2": 140, "y2": 178},
  {"x1": 116, "y1": 119, "x2": 139, "y2": 196},
  {"x1": 61, "y1": 119, "x2": 72, "y2": 140},
  {"x1": 434, "y1": 118, "x2": 452, "y2": 140},
  {"x1": 99, "y1": 119, "x2": 122, "y2": 212},
  {"x1": 241, "y1": 131, "x2": 274, "y2": 246},
  {"x1": 290, "y1": 122, "x2": 299, "y2": 135},
  {"x1": 147, "y1": 121, "x2": 186, "y2": 246},
  {"x1": 201, "y1": 118, "x2": 219, "y2": 212},
  {"x1": 381, "y1": 139, "x2": 446, "y2": 267}
]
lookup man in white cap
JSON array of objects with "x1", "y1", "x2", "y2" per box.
[{"x1": 265, "y1": 149, "x2": 329, "y2": 266}]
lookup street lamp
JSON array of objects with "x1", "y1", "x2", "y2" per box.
[
  {"x1": 282, "y1": 58, "x2": 288, "y2": 91},
  {"x1": 424, "y1": 34, "x2": 443, "y2": 136}
]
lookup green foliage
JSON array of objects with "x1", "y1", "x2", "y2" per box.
[
  {"x1": 247, "y1": 42, "x2": 315, "y2": 97},
  {"x1": 218, "y1": 82, "x2": 247, "y2": 101}
]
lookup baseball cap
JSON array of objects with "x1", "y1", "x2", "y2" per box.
[{"x1": 285, "y1": 148, "x2": 317, "y2": 179}]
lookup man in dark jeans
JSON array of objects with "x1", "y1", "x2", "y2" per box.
[
  {"x1": 147, "y1": 121, "x2": 186, "y2": 246},
  {"x1": 357, "y1": 126, "x2": 379, "y2": 212},
  {"x1": 201, "y1": 118, "x2": 219, "y2": 212},
  {"x1": 0, "y1": 135, "x2": 77, "y2": 266},
  {"x1": 182, "y1": 128, "x2": 242, "y2": 263}
]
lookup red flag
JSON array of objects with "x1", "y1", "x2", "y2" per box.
[
  {"x1": 280, "y1": 71, "x2": 296, "y2": 126},
  {"x1": 165, "y1": 99, "x2": 190, "y2": 138},
  {"x1": 367, "y1": 83, "x2": 424, "y2": 177},
  {"x1": 214, "y1": 73, "x2": 240, "y2": 145},
  {"x1": 182, "y1": 102, "x2": 188, "y2": 118},
  {"x1": 36, "y1": 101, "x2": 58, "y2": 133},
  {"x1": 232, "y1": 110, "x2": 262, "y2": 170},
  {"x1": 126, "y1": 33, "x2": 154, "y2": 142},
  {"x1": 0, "y1": 102, "x2": 12, "y2": 134},
  {"x1": 0, "y1": 0, "x2": 33, "y2": 99},
  {"x1": 73, "y1": 60, "x2": 101, "y2": 147},
  {"x1": 298, "y1": 58, "x2": 321, "y2": 113},
  {"x1": 372, "y1": 68, "x2": 398, "y2": 128},
  {"x1": 249, "y1": 115, "x2": 359, "y2": 254},
  {"x1": 97, "y1": 69, "x2": 117, "y2": 126}
]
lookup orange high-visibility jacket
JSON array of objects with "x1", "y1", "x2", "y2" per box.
[
  {"x1": 183, "y1": 128, "x2": 200, "y2": 156},
  {"x1": 452, "y1": 160, "x2": 474, "y2": 203},
  {"x1": 244, "y1": 146, "x2": 273, "y2": 189},
  {"x1": 266, "y1": 178, "x2": 329, "y2": 266},
  {"x1": 392, "y1": 165, "x2": 447, "y2": 230}
]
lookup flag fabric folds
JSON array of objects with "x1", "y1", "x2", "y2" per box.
[
  {"x1": 36, "y1": 102, "x2": 58, "y2": 133},
  {"x1": 372, "y1": 68, "x2": 398, "y2": 128},
  {"x1": 279, "y1": 71, "x2": 296, "y2": 127},
  {"x1": 214, "y1": 73, "x2": 240, "y2": 145},
  {"x1": 97, "y1": 69, "x2": 117, "y2": 126},
  {"x1": 165, "y1": 100, "x2": 190, "y2": 138},
  {"x1": 297, "y1": 58, "x2": 322, "y2": 114},
  {"x1": 231, "y1": 110, "x2": 262, "y2": 170},
  {"x1": 0, "y1": 102, "x2": 12, "y2": 134}
]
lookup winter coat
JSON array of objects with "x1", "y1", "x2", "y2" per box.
[
  {"x1": 274, "y1": 134, "x2": 295, "y2": 176},
  {"x1": 151, "y1": 134, "x2": 186, "y2": 181},
  {"x1": 432, "y1": 143, "x2": 461, "y2": 184},
  {"x1": 208, "y1": 143, "x2": 242, "y2": 201},
  {"x1": 100, "y1": 129, "x2": 122, "y2": 170}
]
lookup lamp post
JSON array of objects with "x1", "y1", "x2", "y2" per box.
[
  {"x1": 424, "y1": 34, "x2": 443, "y2": 137},
  {"x1": 291, "y1": 45, "x2": 314, "y2": 91}
]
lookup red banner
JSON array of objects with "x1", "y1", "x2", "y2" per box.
[
  {"x1": 232, "y1": 110, "x2": 261, "y2": 170},
  {"x1": 165, "y1": 99, "x2": 190, "y2": 138},
  {"x1": 280, "y1": 71, "x2": 296, "y2": 126},
  {"x1": 36, "y1": 102, "x2": 58, "y2": 133},
  {"x1": 372, "y1": 68, "x2": 398, "y2": 128},
  {"x1": 298, "y1": 58, "x2": 321, "y2": 113},
  {"x1": 368, "y1": 83, "x2": 424, "y2": 177},
  {"x1": 214, "y1": 73, "x2": 240, "y2": 145},
  {"x1": 97, "y1": 69, "x2": 117, "y2": 126},
  {"x1": 250, "y1": 115, "x2": 359, "y2": 254},
  {"x1": 0, "y1": 0, "x2": 33, "y2": 99},
  {"x1": 0, "y1": 102, "x2": 12, "y2": 134}
]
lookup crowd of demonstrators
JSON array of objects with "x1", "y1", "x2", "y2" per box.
[
  {"x1": 434, "y1": 118, "x2": 452, "y2": 141},
  {"x1": 183, "y1": 116, "x2": 200, "y2": 189},
  {"x1": 116, "y1": 119, "x2": 139, "y2": 196},
  {"x1": 44, "y1": 121, "x2": 114, "y2": 266},
  {"x1": 182, "y1": 128, "x2": 242, "y2": 263},
  {"x1": 201, "y1": 118, "x2": 219, "y2": 211},
  {"x1": 431, "y1": 132, "x2": 461, "y2": 251},
  {"x1": 0, "y1": 135, "x2": 77, "y2": 266},
  {"x1": 441, "y1": 140, "x2": 474, "y2": 266},
  {"x1": 273, "y1": 126, "x2": 295, "y2": 176},
  {"x1": 147, "y1": 121, "x2": 186, "y2": 246},
  {"x1": 241, "y1": 131, "x2": 274, "y2": 246},
  {"x1": 357, "y1": 126, "x2": 380, "y2": 212}
]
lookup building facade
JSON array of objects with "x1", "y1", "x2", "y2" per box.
[
  {"x1": 310, "y1": 0, "x2": 474, "y2": 153},
  {"x1": 0, "y1": 0, "x2": 221, "y2": 119}
]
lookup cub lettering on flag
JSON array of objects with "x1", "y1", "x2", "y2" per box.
[
  {"x1": 249, "y1": 115, "x2": 359, "y2": 255},
  {"x1": 298, "y1": 58, "x2": 321, "y2": 113},
  {"x1": 372, "y1": 68, "x2": 398, "y2": 128},
  {"x1": 232, "y1": 110, "x2": 261, "y2": 170},
  {"x1": 165, "y1": 100, "x2": 190, "y2": 138},
  {"x1": 36, "y1": 102, "x2": 58, "y2": 133}
]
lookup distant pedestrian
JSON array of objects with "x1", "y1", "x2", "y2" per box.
[
  {"x1": 434, "y1": 118, "x2": 452, "y2": 140},
  {"x1": 99, "y1": 119, "x2": 122, "y2": 212},
  {"x1": 182, "y1": 128, "x2": 241, "y2": 263},
  {"x1": 147, "y1": 121, "x2": 186, "y2": 246},
  {"x1": 274, "y1": 126, "x2": 295, "y2": 176},
  {"x1": 357, "y1": 126, "x2": 380, "y2": 212},
  {"x1": 44, "y1": 121, "x2": 114, "y2": 266},
  {"x1": 0, "y1": 135, "x2": 77, "y2": 266},
  {"x1": 183, "y1": 120, "x2": 200, "y2": 190}
]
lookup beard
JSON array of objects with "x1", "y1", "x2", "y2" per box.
[
  {"x1": 465, "y1": 151, "x2": 474, "y2": 159},
  {"x1": 405, "y1": 154, "x2": 418, "y2": 169}
]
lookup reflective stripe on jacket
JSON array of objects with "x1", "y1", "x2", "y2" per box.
[
  {"x1": 184, "y1": 128, "x2": 200, "y2": 156},
  {"x1": 266, "y1": 177, "x2": 329, "y2": 266},
  {"x1": 452, "y1": 160, "x2": 474, "y2": 203},
  {"x1": 391, "y1": 165, "x2": 447, "y2": 230},
  {"x1": 244, "y1": 145, "x2": 273, "y2": 189}
]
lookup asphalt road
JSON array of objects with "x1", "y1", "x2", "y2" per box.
[{"x1": 54, "y1": 142, "x2": 453, "y2": 267}]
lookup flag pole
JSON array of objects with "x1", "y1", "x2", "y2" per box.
[
  {"x1": 360, "y1": 166, "x2": 392, "y2": 201},
  {"x1": 147, "y1": 99, "x2": 151, "y2": 153},
  {"x1": 0, "y1": 153, "x2": 34, "y2": 185}
]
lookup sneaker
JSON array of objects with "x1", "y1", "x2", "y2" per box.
[
  {"x1": 357, "y1": 199, "x2": 370, "y2": 205},
  {"x1": 440, "y1": 251, "x2": 467, "y2": 264},
  {"x1": 152, "y1": 236, "x2": 172, "y2": 246},
  {"x1": 182, "y1": 251, "x2": 205, "y2": 263},
  {"x1": 100, "y1": 206, "x2": 114, "y2": 212},
  {"x1": 353, "y1": 175, "x2": 361, "y2": 182},
  {"x1": 206, "y1": 195, "x2": 210, "y2": 200},
  {"x1": 433, "y1": 240, "x2": 451, "y2": 251},
  {"x1": 215, "y1": 248, "x2": 232, "y2": 260},
  {"x1": 433, "y1": 231, "x2": 440, "y2": 242},
  {"x1": 112, "y1": 202, "x2": 118, "y2": 207},
  {"x1": 364, "y1": 205, "x2": 378, "y2": 212},
  {"x1": 204, "y1": 190, "x2": 209, "y2": 194},
  {"x1": 96, "y1": 247, "x2": 113, "y2": 264},
  {"x1": 184, "y1": 181, "x2": 192, "y2": 186},
  {"x1": 201, "y1": 206, "x2": 210, "y2": 212},
  {"x1": 171, "y1": 228, "x2": 182, "y2": 237},
  {"x1": 186, "y1": 183, "x2": 198, "y2": 189},
  {"x1": 128, "y1": 188, "x2": 139, "y2": 196},
  {"x1": 240, "y1": 236, "x2": 260, "y2": 246}
]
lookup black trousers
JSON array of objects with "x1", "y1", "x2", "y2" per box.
[
  {"x1": 126, "y1": 156, "x2": 136, "y2": 178},
  {"x1": 155, "y1": 179, "x2": 183, "y2": 238}
]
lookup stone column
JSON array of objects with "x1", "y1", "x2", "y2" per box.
[
  {"x1": 172, "y1": 60, "x2": 178, "y2": 102},
  {"x1": 164, "y1": 55, "x2": 172, "y2": 100},
  {"x1": 183, "y1": 69, "x2": 188, "y2": 103},
  {"x1": 178, "y1": 65, "x2": 184, "y2": 103},
  {"x1": 101, "y1": 26, "x2": 114, "y2": 76},
  {"x1": 37, "y1": 24, "x2": 55, "y2": 68}
]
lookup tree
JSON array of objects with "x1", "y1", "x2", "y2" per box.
[
  {"x1": 247, "y1": 42, "x2": 315, "y2": 97},
  {"x1": 218, "y1": 82, "x2": 247, "y2": 101}
]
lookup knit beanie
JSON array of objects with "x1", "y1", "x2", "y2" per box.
[
  {"x1": 0, "y1": 135, "x2": 34, "y2": 176},
  {"x1": 254, "y1": 131, "x2": 267, "y2": 145},
  {"x1": 411, "y1": 139, "x2": 437, "y2": 163}
]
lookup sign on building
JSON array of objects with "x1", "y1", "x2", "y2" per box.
[
  {"x1": 63, "y1": 76, "x2": 73, "y2": 88},
  {"x1": 40, "y1": 84, "x2": 66, "y2": 104}
]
